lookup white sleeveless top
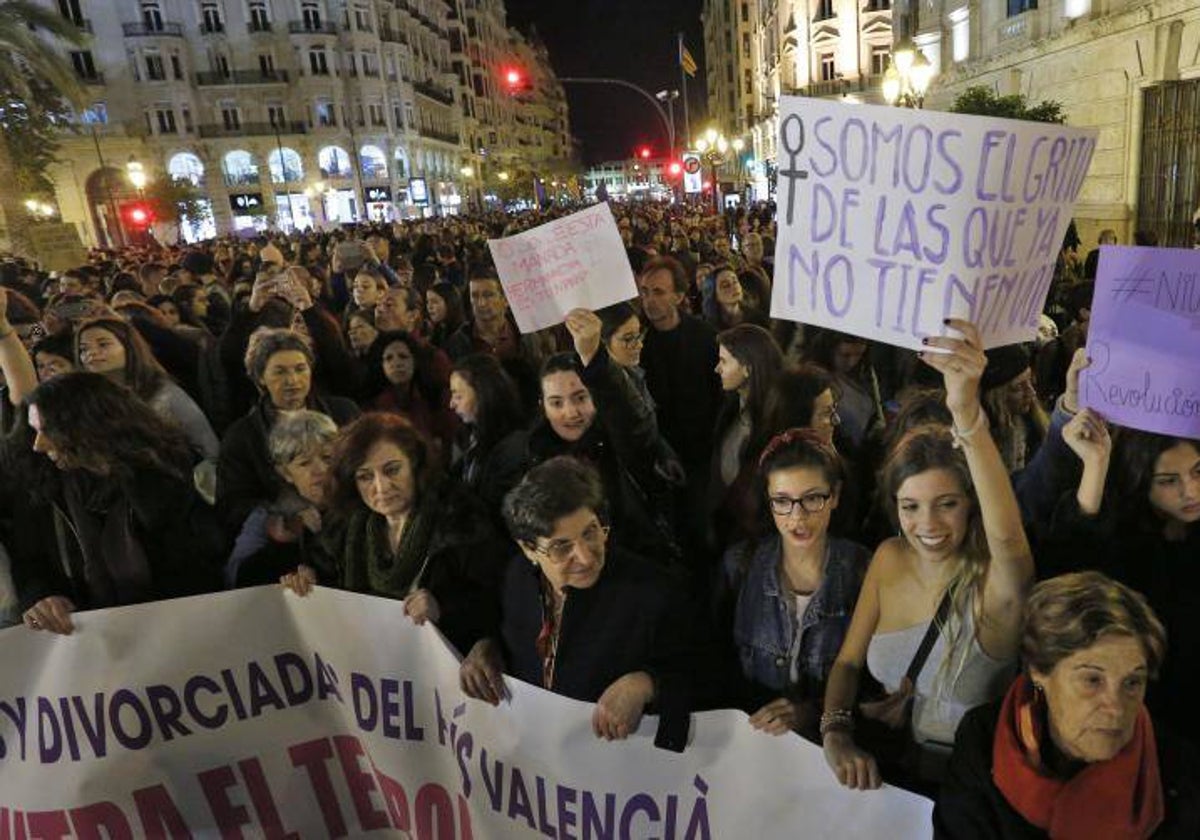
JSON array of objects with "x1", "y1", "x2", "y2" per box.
[{"x1": 866, "y1": 601, "x2": 1014, "y2": 747}]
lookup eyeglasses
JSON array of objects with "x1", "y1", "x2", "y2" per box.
[
  {"x1": 768, "y1": 492, "x2": 833, "y2": 516},
  {"x1": 615, "y1": 329, "x2": 648, "y2": 349},
  {"x1": 532, "y1": 522, "x2": 610, "y2": 565}
]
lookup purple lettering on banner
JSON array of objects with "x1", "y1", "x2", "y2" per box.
[
  {"x1": 351, "y1": 673, "x2": 378, "y2": 732},
  {"x1": 934, "y1": 130, "x2": 964, "y2": 195},
  {"x1": 273, "y1": 653, "x2": 314, "y2": 705},
  {"x1": 145, "y1": 685, "x2": 192, "y2": 741},
  {"x1": 218, "y1": 669, "x2": 248, "y2": 721},
  {"x1": 183, "y1": 675, "x2": 228, "y2": 729},
  {"x1": 810, "y1": 116, "x2": 838, "y2": 178},
  {"x1": 108, "y1": 690, "x2": 152, "y2": 752},
  {"x1": 480, "y1": 749, "x2": 505, "y2": 812},
  {"x1": 901, "y1": 126, "x2": 934, "y2": 194},
  {"x1": 581, "y1": 791, "x2": 616, "y2": 840},
  {"x1": 507, "y1": 766, "x2": 536, "y2": 829},
  {"x1": 840, "y1": 118, "x2": 869, "y2": 182},
  {"x1": 869, "y1": 122, "x2": 904, "y2": 188},
  {"x1": 0, "y1": 698, "x2": 28, "y2": 761},
  {"x1": 37, "y1": 697, "x2": 60, "y2": 764},
  {"x1": 246, "y1": 662, "x2": 286, "y2": 717},
  {"x1": 619, "y1": 794, "x2": 659, "y2": 840},
  {"x1": 1082, "y1": 246, "x2": 1200, "y2": 438},
  {"x1": 56, "y1": 697, "x2": 80, "y2": 762},
  {"x1": 70, "y1": 694, "x2": 106, "y2": 759},
  {"x1": 556, "y1": 785, "x2": 579, "y2": 840}
]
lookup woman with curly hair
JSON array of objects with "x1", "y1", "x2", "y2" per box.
[
  {"x1": 16, "y1": 372, "x2": 222, "y2": 634},
  {"x1": 365, "y1": 331, "x2": 457, "y2": 458}
]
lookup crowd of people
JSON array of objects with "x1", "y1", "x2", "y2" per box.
[{"x1": 0, "y1": 202, "x2": 1197, "y2": 837}]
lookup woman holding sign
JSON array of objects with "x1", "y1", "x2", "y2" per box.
[
  {"x1": 821, "y1": 319, "x2": 1034, "y2": 793},
  {"x1": 1047, "y1": 415, "x2": 1200, "y2": 752}
]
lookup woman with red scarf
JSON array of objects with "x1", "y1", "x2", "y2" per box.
[{"x1": 934, "y1": 572, "x2": 1200, "y2": 839}]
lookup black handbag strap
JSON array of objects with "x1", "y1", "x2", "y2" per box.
[{"x1": 904, "y1": 590, "x2": 954, "y2": 686}]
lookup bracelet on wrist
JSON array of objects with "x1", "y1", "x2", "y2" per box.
[
  {"x1": 819, "y1": 709, "x2": 855, "y2": 737},
  {"x1": 951, "y1": 409, "x2": 989, "y2": 449}
]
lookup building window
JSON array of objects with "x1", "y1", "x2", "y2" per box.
[
  {"x1": 819, "y1": 52, "x2": 836, "y2": 81},
  {"x1": 156, "y1": 108, "x2": 177, "y2": 133},
  {"x1": 742, "y1": 32, "x2": 750, "y2": 55},
  {"x1": 308, "y1": 48, "x2": 329, "y2": 76},
  {"x1": 301, "y1": 2, "x2": 321, "y2": 28},
  {"x1": 315, "y1": 100, "x2": 336, "y2": 126},
  {"x1": 170, "y1": 53, "x2": 183, "y2": 79},
  {"x1": 353, "y1": 3, "x2": 371, "y2": 31},
  {"x1": 346, "y1": 53, "x2": 358, "y2": 77},
  {"x1": 369, "y1": 102, "x2": 385, "y2": 126},
  {"x1": 405, "y1": 101, "x2": 414, "y2": 126},
  {"x1": 200, "y1": 3, "x2": 223, "y2": 32},
  {"x1": 214, "y1": 53, "x2": 230, "y2": 78},
  {"x1": 145, "y1": 52, "x2": 165, "y2": 81},
  {"x1": 248, "y1": 1, "x2": 270, "y2": 30},
  {"x1": 58, "y1": 0, "x2": 84, "y2": 26},
  {"x1": 69, "y1": 50, "x2": 97, "y2": 79},
  {"x1": 259, "y1": 53, "x2": 275, "y2": 74},
  {"x1": 950, "y1": 7, "x2": 969, "y2": 62},
  {"x1": 1007, "y1": 0, "x2": 1036, "y2": 15},
  {"x1": 741, "y1": 2, "x2": 748, "y2": 22},
  {"x1": 871, "y1": 46, "x2": 890, "y2": 76},
  {"x1": 267, "y1": 104, "x2": 286, "y2": 126},
  {"x1": 181, "y1": 105, "x2": 193, "y2": 131},
  {"x1": 814, "y1": 0, "x2": 834, "y2": 21},
  {"x1": 744, "y1": 68, "x2": 752, "y2": 94},
  {"x1": 393, "y1": 103, "x2": 403, "y2": 127},
  {"x1": 221, "y1": 106, "x2": 240, "y2": 130},
  {"x1": 865, "y1": 0, "x2": 891, "y2": 9},
  {"x1": 142, "y1": 2, "x2": 164, "y2": 30}
]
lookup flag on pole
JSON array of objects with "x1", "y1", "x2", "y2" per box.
[{"x1": 680, "y1": 42, "x2": 698, "y2": 77}]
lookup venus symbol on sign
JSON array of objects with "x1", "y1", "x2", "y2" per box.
[{"x1": 779, "y1": 114, "x2": 809, "y2": 226}]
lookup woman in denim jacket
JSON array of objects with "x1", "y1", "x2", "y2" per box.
[{"x1": 718, "y1": 428, "x2": 869, "y2": 740}]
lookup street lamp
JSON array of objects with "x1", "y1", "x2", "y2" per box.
[
  {"x1": 882, "y1": 39, "x2": 933, "y2": 109},
  {"x1": 126, "y1": 157, "x2": 147, "y2": 194},
  {"x1": 304, "y1": 181, "x2": 330, "y2": 226},
  {"x1": 695, "y1": 127, "x2": 736, "y2": 213},
  {"x1": 497, "y1": 171, "x2": 510, "y2": 182},
  {"x1": 24, "y1": 199, "x2": 55, "y2": 219}
]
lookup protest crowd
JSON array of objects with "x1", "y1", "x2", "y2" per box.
[{"x1": 0, "y1": 199, "x2": 1197, "y2": 838}]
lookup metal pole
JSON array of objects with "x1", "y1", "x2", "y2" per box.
[
  {"x1": 273, "y1": 121, "x2": 296, "y2": 231},
  {"x1": 559, "y1": 77, "x2": 673, "y2": 155},
  {"x1": 91, "y1": 124, "x2": 124, "y2": 248},
  {"x1": 678, "y1": 33, "x2": 692, "y2": 147}
]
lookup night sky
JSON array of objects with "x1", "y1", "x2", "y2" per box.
[{"x1": 504, "y1": 0, "x2": 707, "y2": 165}]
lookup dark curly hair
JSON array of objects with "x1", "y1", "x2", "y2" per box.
[
  {"x1": 26, "y1": 372, "x2": 192, "y2": 481},
  {"x1": 325, "y1": 412, "x2": 440, "y2": 522},
  {"x1": 502, "y1": 456, "x2": 608, "y2": 545},
  {"x1": 451, "y1": 353, "x2": 524, "y2": 451}
]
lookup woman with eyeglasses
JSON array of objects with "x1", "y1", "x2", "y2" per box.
[
  {"x1": 459, "y1": 456, "x2": 695, "y2": 750},
  {"x1": 716, "y1": 428, "x2": 869, "y2": 740}
]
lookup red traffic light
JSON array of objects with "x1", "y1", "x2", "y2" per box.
[
  {"x1": 122, "y1": 202, "x2": 154, "y2": 228},
  {"x1": 639, "y1": 147, "x2": 652, "y2": 160},
  {"x1": 667, "y1": 161, "x2": 683, "y2": 177},
  {"x1": 502, "y1": 67, "x2": 525, "y2": 92}
]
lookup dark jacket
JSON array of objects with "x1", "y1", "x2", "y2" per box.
[
  {"x1": 497, "y1": 547, "x2": 695, "y2": 751},
  {"x1": 934, "y1": 700, "x2": 1200, "y2": 839},
  {"x1": 1041, "y1": 495, "x2": 1200, "y2": 749},
  {"x1": 215, "y1": 394, "x2": 360, "y2": 536},
  {"x1": 488, "y1": 348, "x2": 681, "y2": 563},
  {"x1": 11, "y1": 467, "x2": 222, "y2": 612},
  {"x1": 320, "y1": 481, "x2": 506, "y2": 655}
]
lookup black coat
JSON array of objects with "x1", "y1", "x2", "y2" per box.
[
  {"x1": 498, "y1": 547, "x2": 695, "y2": 751},
  {"x1": 10, "y1": 466, "x2": 223, "y2": 612},
  {"x1": 935, "y1": 700, "x2": 1200, "y2": 839},
  {"x1": 215, "y1": 394, "x2": 359, "y2": 536},
  {"x1": 321, "y1": 482, "x2": 506, "y2": 656}
]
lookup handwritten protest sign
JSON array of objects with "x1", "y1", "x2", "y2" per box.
[
  {"x1": 488, "y1": 203, "x2": 637, "y2": 333},
  {"x1": 770, "y1": 97, "x2": 1097, "y2": 351},
  {"x1": 1082, "y1": 245, "x2": 1200, "y2": 437},
  {"x1": 0, "y1": 588, "x2": 932, "y2": 838},
  {"x1": 26, "y1": 223, "x2": 88, "y2": 273}
]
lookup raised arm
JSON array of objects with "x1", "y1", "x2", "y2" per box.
[
  {"x1": 922, "y1": 320, "x2": 1034, "y2": 656},
  {"x1": 0, "y1": 290, "x2": 37, "y2": 405}
]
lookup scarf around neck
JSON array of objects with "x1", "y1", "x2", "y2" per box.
[
  {"x1": 992, "y1": 674, "x2": 1164, "y2": 840},
  {"x1": 339, "y1": 487, "x2": 439, "y2": 599}
]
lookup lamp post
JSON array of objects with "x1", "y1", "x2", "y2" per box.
[
  {"x1": 126, "y1": 157, "x2": 147, "y2": 196},
  {"x1": 304, "y1": 181, "x2": 329, "y2": 227},
  {"x1": 24, "y1": 199, "x2": 56, "y2": 220},
  {"x1": 695, "y1": 126, "x2": 740, "y2": 213},
  {"x1": 459, "y1": 165, "x2": 475, "y2": 213},
  {"x1": 882, "y1": 39, "x2": 933, "y2": 109}
]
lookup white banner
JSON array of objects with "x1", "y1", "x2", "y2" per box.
[
  {"x1": 0, "y1": 588, "x2": 932, "y2": 838},
  {"x1": 770, "y1": 96, "x2": 1097, "y2": 350},
  {"x1": 488, "y1": 204, "x2": 638, "y2": 333}
]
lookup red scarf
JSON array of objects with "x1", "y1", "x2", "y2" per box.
[{"x1": 992, "y1": 674, "x2": 1164, "y2": 840}]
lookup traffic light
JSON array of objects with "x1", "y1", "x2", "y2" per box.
[
  {"x1": 667, "y1": 160, "x2": 683, "y2": 177},
  {"x1": 122, "y1": 201, "x2": 154, "y2": 229},
  {"x1": 638, "y1": 146, "x2": 652, "y2": 160},
  {"x1": 502, "y1": 66, "x2": 525, "y2": 93}
]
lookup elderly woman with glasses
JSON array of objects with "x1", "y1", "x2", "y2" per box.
[
  {"x1": 459, "y1": 456, "x2": 695, "y2": 751},
  {"x1": 716, "y1": 428, "x2": 870, "y2": 740}
]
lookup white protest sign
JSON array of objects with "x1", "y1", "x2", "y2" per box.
[
  {"x1": 771, "y1": 97, "x2": 1097, "y2": 350},
  {"x1": 488, "y1": 203, "x2": 638, "y2": 333},
  {"x1": 0, "y1": 587, "x2": 933, "y2": 838}
]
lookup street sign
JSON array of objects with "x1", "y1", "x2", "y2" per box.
[
  {"x1": 682, "y1": 152, "x2": 703, "y2": 195},
  {"x1": 229, "y1": 193, "x2": 264, "y2": 212},
  {"x1": 365, "y1": 186, "x2": 392, "y2": 203}
]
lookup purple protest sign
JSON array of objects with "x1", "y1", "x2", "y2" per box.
[{"x1": 1082, "y1": 246, "x2": 1200, "y2": 437}]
